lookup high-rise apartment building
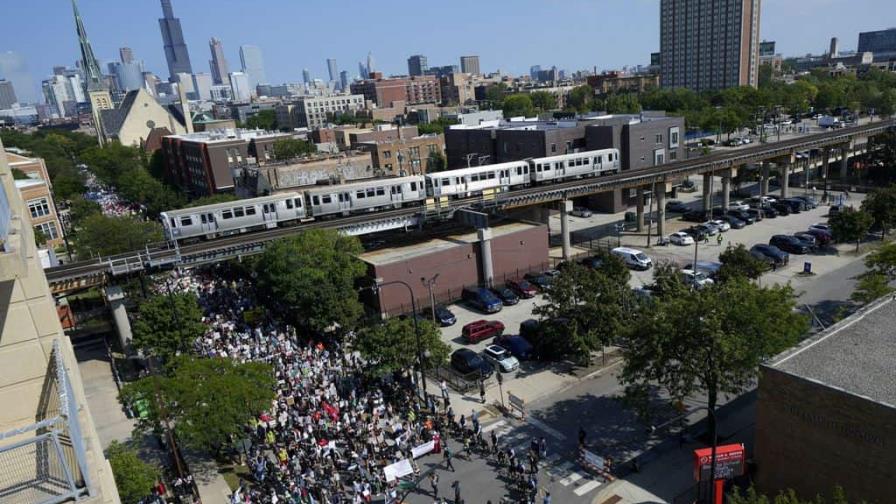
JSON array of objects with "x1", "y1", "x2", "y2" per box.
[
  {"x1": 209, "y1": 37, "x2": 229, "y2": 86},
  {"x1": 660, "y1": 0, "x2": 761, "y2": 91},
  {"x1": 408, "y1": 55, "x2": 428, "y2": 76},
  {"x1": 0, "y1": 79, "x2": 17, "y2": 108},
  {"x1": 239, "y1": 45, "x2": 267, "y2": 89},
  {"x1": 327, "y1": 58, "x2": 339, "y2": 84},
  {"x1": 159, "y1": 0, "x2": 193, "y2": 80},
  {"x1": 460, "y1": 55, "x2": 480, "y2": 75}
]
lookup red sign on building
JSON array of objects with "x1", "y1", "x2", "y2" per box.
[{"x1": 693, "y1": 443, "x2": 746, "y2": 482}]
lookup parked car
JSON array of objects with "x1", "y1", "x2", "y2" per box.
[
  {"x1": 434, "y1": 306, "x2": 456, "y2": 326},
  {"x1": 809, "y1": 223, "x2": 831, "y2": 232},
  {"x1": 727, "y1": 209, "x2": 756, "y2": 224},
  {"x1": 746, "y1": 208, "x2": 764, "y2": 222},
  {"x1": 780, "y1": 198, "x2": 806, "y2": 213},
  {"x1": 793, "y1": 232, "x2": 818, "y2": 249},
  {"x1": 523, "y1": 272, "x2": 553, "y2": 291},
  {"x1": 771, "y1": 202, "x2": 792, "y2": 216},
  {"x1": 462, "y1": 287, "x2": 503, "y2": 314},
  {"x1": 729, "y1": 200, "x2": 751, "y2": 211},
  {"x1": 482, "y1": 345, "x2": 520, "y2": 373},
  {"x1": 709, "y1": 219, "x2": 731, "y2": 232},
  {"x1": 750, "y1": 244, "x2": 790, "y2": 265},
  {"x1": 570, "y1": 207, "x2": 593, "y2": 218},
  {"x1": 451, "y1": 348, "x2": 494, "y2": 378},
  {"x1": 579, "y1": 255, "x2": 605, "y2": 269},
  {"x1": 828, "y1": 205, "x2": 845, "y2": 217},
  {"x1": 804, "y1": 228, "x2": 833, "y2": 245},
  {"x1": 519, "y1": 319, "x2": 540, "y2": 344},
  {"x1": 770, "y1": 235, "x2": 810, "y2": 254},
  {"x1": 684, "y1": 226, "x2": 708, "y2": 241},
  {"x1": 684, "y1": 261, "x2": 722, "y2": 279},
  {"x1": 749, "y1": 196, "x2": 776, "y2": 208},
  {"x1": 682, "y1": 210, "x2": 710, "y2": 222},
  {"x1": 490, "y1": 287, "x2": 519, "y2": 306},
  {"x1": 718, "y1": 215, "x2": 746, "y2": 229},
  {"x1": 696, "y1": 222, "x2": 720, "y2": 236},
  {"x1": 665, "y1": 200, "x2": 690, "y2": 213},
  {"x1": 792, "y1": 195, "x2": 818, "y2": 209},
  {"x1": 759, "y1": 206, "x2": 778, "y2": 218},
  {"x1": 462, "y1": 320, "x2": 506, "y2": 343},
  {"x1": 507, "y1": 279, "x2": 537, "y2": 298},
  {"x1": 493, "y1": 334, "x2": 535, "y2": 360},
  {"x1": 611, "y1": 247, "x2": 652, "y2": 270},
  {"x1": 669, "y1": 231, "x2": 695, "y2": 246},
  {"x1": 681, "y1": 269, "x2": 715, "y2": 289}
]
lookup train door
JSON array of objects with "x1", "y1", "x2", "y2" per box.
[
  {"x1": 337, "y1": 192, "x2": 351, "y2": 213},
  {"x1": 262, "y1": 203, "x2": 277, "y2": 227},
  {"x1": 200, "y1": 212, "x2": 217, "y2": 235},
  {"x1": 499, "y1": 168, "x2": 511, "y2": 189}
]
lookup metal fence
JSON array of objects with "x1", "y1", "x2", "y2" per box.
[{"x1": 0, "y1": 340, "x2": 92, "y2": 504}]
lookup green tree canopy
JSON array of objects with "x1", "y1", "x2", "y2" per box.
[
  {"x1": 272, "y1": 138, "x2": 316, "y2": 161},
  {"x1": 483, "y1": 83, "x2": 508, "y2": 110},
  {"x1": 566, "y1": 85, "x2": 594, "y2": 113},
  {"x1": 131, "y1": 292, "x2": 206, "y2": 359},
  {"x1": 185, "y1": 193, "x2": 239, "y2": 208},
  {"x1": 417, "y1": 117, "x2": 458, "y2": 135},
  {"x1": 864, "y1": 241, "x2": 896, "y2": 279},
  {"x1": 850, "y1": 272, "x2": 893, "y2": 305},
  {"x1": 106, "y1": 441, "x2": 160, "y2": 504},
  {"x1": 860, "y1": 185, "x2": 896, "y2": 237},
  {"x1": 73, "y1": 214, "x2": 163, "y2": 258},
  {"x1": 729, "y1": 484, "x2": 861, "y2": 504},
  {"x1": 121, "y1": 357, "x2": 275, "y2": 454},
  {"x1": 427, "y1": 151, "x2": 448, "y2": 172},
  {"x1": 254, "y1": 229, "x2": 366, "y2": 334},
  {"x1": 357, "y1": 317, "x2": 450, "y2": 377},
  {"x1": 502, "y1": 94, "x2": 536, "y2": 118},
  {"x1": 718, "y1": 243, "x2": 768, "y2": 282},
  {"x1": 829, "y1": 207, "x2": 873, "y2": 252},
  {"x1": 529, "y1": 91, "x2": 558, "y2": 112},
  {"x1": 244, "y1": 109, "x2": 277, "y2": 130}
]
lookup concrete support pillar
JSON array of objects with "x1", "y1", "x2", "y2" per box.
[
  {"x1": 636, "y1": 190, "x2": 645, "y2": 232},
  {"x1": 840, "y1": 144, "x2": 849, "y2": 181},
  {"x1": 721, "y1": 177, "x2": 731, "y2": 211},
  {"x1": 760, "y1": 163, "x2": 770, "y2": 197},
  {"x1": 560, "y1": 200, "x2": 572, "y2": 261},
  {"x1": 105, "y1": 286, "x2": 132, "y2": 351},
  {"x1": 702, "y1": 173, "x2": 712, "y2": 212},
  {"x1": 478, "y1": 228, "x2": 494, "y2": 287},
  {"x1": 655, "y1": 184, "x2": 667, "y2": 239},
  {"x1": 780, "y1": 164, "x2": 790, "y2": 199}
]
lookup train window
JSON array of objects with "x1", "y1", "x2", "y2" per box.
[
  {"x1": 246, "y1": 206, "x2": 256, "y2": 216},
  {"x1": 488, "y1": 172, "x2": 495, "y2": 179},
  {"x1": 286, "y1": 199, "x2": 294, "y2": 209},
  {"x1": 367, "y1": 188, "x2": 376, "y2": 197},
  {"x1": 234, "y1": 207, "x2": 245, "y2": 218},
  {"x1": 455, "y1": 177, "x2": 461, "y2": 185},
  {"x1": 441, "y1": 178, "x2": 450, "y2": 186},
  {"x1": 410, "y1": 181, "x2": 417, "y2": 191},
  {"x1": 322, "y1": 195, "x2": 332, "y2": 204},
  {"x1": 294, "y1": 198, "x2": 302, "y2": 208},
  {"x1": 535, "y1": 164, "x2": 542, "y2": 172},
  {"x1": 584, "y1": 158, "x2": 590, "y2": 164},
  {"x1": 201, "y1": 214, "x2": 207, "y2": 224},
  {"x1": 170, "y1": 218, "x2": 176, "y2": 228},
  {"x1": 376, "y1": 188, "x2": 385, "y2": 196},
  {"x1": 222, "y1": 210, "x2": 233, "y2": 220},
  {"x1": 208, "y1": 214, "x2": 215, "y2": 222},
  {"x1": 356, "y1": 190, "x2": 366, "y2": 199}
]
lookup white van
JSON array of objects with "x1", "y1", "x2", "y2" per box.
[{"x1": 611, "y1": 247, "x2": 652, "y2": 270}]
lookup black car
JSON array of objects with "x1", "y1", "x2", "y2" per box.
[
  {"x1": 759, "y1": 205, "x2": 778, "y2": 218},
  {"x1": 793, "y1": 232, "x2": 818, "y2": 249},
  {"x1": 450, "y1": 348, "x2": 494, "y2": 378},
  {"x1": 727, "y1": 209, "x2": 755, "y2": 224},
  {"x1": 579, "y1": 256, "x2": 605, "y2": 269},
  {"x1": 792, "y1": 195, "x2": 818, "y2": 209},
  {"x1": 665, "y1": 200, "x2": 690, "y2": 213},
  {"x1": 828, "y1": 204, "x2": 845, "y2": 217},
  {"x1": 804, "y1": 228, "x2": 833, "y2": 245},
  {"x1": 683, "y1": 226, "x2": 708, "y2": 241},
  {"x1": 434, "y1": 306, "x2": 456, "y2": 326},
  {"x1": 523, "y1": 272, "x2": 553, "y2": 291},
  {"x1": 770, "y1": 235, "x2": 810, "y2": 254},
  {"x1": 682, "y1": 210, "x2": 710, "y2": 222},
  {"x1": 719, "y1": 215, "x2": 746, "y2": 229},
  {"x1": 780, "y1": 199, "x2": 806, "y2": 213},
  {"x1": 711, "y1": 207, "x2": 728, "y2": 218},
  {"x1": 746, "y1": 208, "x2": 764, "y2": 222},
  {"x1": 771, "y1": 202, "x2": 792, "y2": 216},
  {"x1": 750, "y1": 244, "x2": 789, "y2": 265},
  {"x1": 491, "y1": 287, "x2": 520, "y2": 306}
]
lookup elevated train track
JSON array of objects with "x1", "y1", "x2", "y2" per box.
[{"x1": 46, "y1": 118, "x2": 895, "y2": 291}]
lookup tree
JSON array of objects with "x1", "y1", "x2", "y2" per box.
[
  {"x1": 729, "y1": 485, "x2": 858, "y2": 504},
  {"x1": 244, "y1": 109, "x2": 277, "y2": 130},
  {"x1": 829, "y1": 207, "x2": 873, "y2": 252},
  {"x1": 502, "y1": 94, "x2": 536, "y2": 118},
  {"x1": 121, "y1": 357, "x2": 275, "y2": 454},
  {"x1": 357, "y1": 317, "x2": 449, "y2": 377},
  {"x1": 860, "y1": 185, "x2": 896, "y2": 237},
  {"x1": 272, "y1": 138, "x2": 316, "y2": 160},
  {"x1": 131, "y1": 293, "x2": 206, "y2": 359},
  {"x1": 621, "y1": 278, "x2": 807, "y2": 434},
  {"x1": 567, "y1": 85, "x2": 594, "y2": 113},
  {"x1": 417, "y1": 117, "x2": 457, "y2": 135},
  {"x1": 483, "y1": 83, "x2": 507, "y2": 110},
  {"x1": 718, "y1": 244, "x2": 768, "y2": 282},
  {"x1": 73, "y1": 214, "x2": 163, "y2": 258},
  {"x1": 529, "y1": 91, "x2": 557, "y2": 112},
  {"x1": 254, "y1": 229, "x2": 366, "y2": 334},
  {"x1": 185, "y1": 193, "x2": 239, "y2": 208},
  {"x1": 864, "y1": 241, "x2": 896, "y2": 279},
  {"x1": 106, "y1": 441, "x2": 160, "y2": 504},
  {"x1": 67, "y1": 195, "x2": 101, "y2": 226},
  {"x1": 427, "y1": 150, "x2": 448, "y2": 172},
  {"x1": 865, "y1": 132, "x2": 896, "y2": 185},
  {"x1": 850, "y1": 272, "x2": 893, "y2": 305}
]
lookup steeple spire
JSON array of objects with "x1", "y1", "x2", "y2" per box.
[{"x1": 72, "y1": 0, "x2": 105, "y2": 92}]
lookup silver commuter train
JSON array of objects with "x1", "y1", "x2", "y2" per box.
[
  {"x1": 306, "y1": 175, "x2": 425, "y2": 217},
  {"x1": 161, "y1": 192, "x2": 307, "y2": 241}
]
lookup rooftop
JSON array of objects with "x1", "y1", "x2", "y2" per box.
[
  {"x1": 166, "y1": 128, "x2": 290, "y2": 144},
  {"x1": 768, "y1": 295, "x2": 896, "y2": 408}
]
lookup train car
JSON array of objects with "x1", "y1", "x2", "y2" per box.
[
  {"x1": 161, "y1": 192, "x2": 306, "y2": 242},
  {"x1": 530, "y1": 149, "x2": 620, "y2": 183},
  {"x1": 306, "y1": 176, "x2": 425, "y2": 217},
  {"x1": 425, "y1": 160, "x2": 530, "y2": 198}
]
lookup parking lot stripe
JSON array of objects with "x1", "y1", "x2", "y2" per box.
[
  {"x1": 558, "y1": 472, "x2": 583, "y2": 486},
  {"x1": 527, "y1": 416, "x2": 566, "y2": 441},
  {"x1": 573, "y1": 479, "x2": 602, "y2": 496},
  {"x1": 482, "y1": 420, "x2": 507, "y2": 433}
]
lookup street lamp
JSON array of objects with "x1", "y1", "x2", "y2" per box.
[
  {"x1": 374, "y1": 278, "x2": 428, "y2": 399},
  {"x1": 422, "y1": 274, "x2": 440, "y2": 325}
]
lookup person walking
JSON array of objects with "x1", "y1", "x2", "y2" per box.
[
  {"x1": 430, "y1": 473, "x2": 439, "y2": 499},
  {"x1": 443, "y1": 446, "x2": 455, "y2": 472},
  {"x1": 452, "y1": 480, "x2": 461, "y2": 504},
  {"x1": 543, "y1": 491, "x2": 552, "y2": 504},
  {"x1": 717, "y1": 233, "x2": 723, "y2": 246},
  {"x1": 538, "y1": 437, "x2": 547, "y2": 460},
  {"x1": 440, "y1": 380, "x2": 449, "y2": 401},
  {"x1": 479, "y1": 381, "x2": 486, "y2": 404}
]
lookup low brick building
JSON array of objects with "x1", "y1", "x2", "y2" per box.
[
  {"x1": 235, "y1": 151, "x2": 374, "y2": 196},
  {"x1": 356, "y1": 134, "x2": 445, "y2": 176}
]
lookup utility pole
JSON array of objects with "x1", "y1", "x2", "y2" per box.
[{"x1": 422, "y1": 274, "x2": 440, "y2": 324}]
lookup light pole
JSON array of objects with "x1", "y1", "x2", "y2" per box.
[
  {"x1": 422, "y1": 274, "x2": 440, "y2": 324},
  {"x1": 374, "y1": 278, "x2": 428, "y2": 399}
]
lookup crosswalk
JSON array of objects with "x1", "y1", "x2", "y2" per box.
[{"x1": 481, "y1": 419, "x2": 605, "y2": 499}]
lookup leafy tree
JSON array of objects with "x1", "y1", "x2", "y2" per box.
[
  {"x1": 621, "y1": 278, "x2": 808, "y2": 431},
  {"x1": 185, "y1": 193, "x2": 239, "y2": 208},
  {"x1": 567, "y1": 85, "x2": 594, "y2": 112},
  {"x1": 254, "y1": 229, "x2": 366, "y2": 334},
  {"x1": 52, "y1": 168, "x2": 87, "y2": 201},
  {"x1": 11, "y1": 168, "x2": 29, "y2": 179},
  {"x1": 106, "y1": 440, "x2": 160, "y2": 504},
  {"x1": 861, "y1": 185, "x2": 896, "y2": 237},
  {"x1": 272, "y1": 138, "x2": 316, "y2": 160},
  {"x1": 73, "y1": 214, "x2": 163, "y2": 258},
  {"x1": 718, "y1": 243, "x2": 768, "y2": 282},
  {"x1": 121, "y1": 357, "x2": 275, "y2": 454},
  {"x1": 865, "y1": 132, "x2": 896, "y2": 185},
  {"x1": 729, "y1": 484, "x2": 860, "y2": 504},
  {"x1": 417, "y1": 117, "x2": 458, "y2": 135},
  {"x1": 483, "y1": 83, "x2": 507, "y2": 110},
  {"x1": 829, "y1": 207, "x2": 873, "y2": 252},
  {"x1": 529, "y1": 91, "x2": 557, "y2": 112},
  {"x1": 427, "y1": 150, "x2": 448, "y2": 172},
  {"x1": 864, "y1": 241, "x2": 896, "y2": 279},
  {"x1": 131, "y1": 293, "x2": 206, "y2": 359},
  {"x1": 244, "y1": 109, "x2": 277, "y2": 130},
  {"x1": 357, "y1": 317, "x2": 449, "y2": 377},
  {"x1": 649, "y1": 261, "x2": 690, "y2": 300},
  {"x1": 851, "y1": 272, "x2": 893, "y2": 304},
  {"x1": 502, "y1": 94, "x2": 536, "y2": 118},
  {"x1": 148, "y1": 149, "x2": 166, "y2": 180}
]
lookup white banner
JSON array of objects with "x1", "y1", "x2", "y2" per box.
[
  {"x1": 411, "y1": 440, "x2": 435, "y2": 459},
  {"x1": 383, "y1": 458, "x2": 414, "y2": 482}
]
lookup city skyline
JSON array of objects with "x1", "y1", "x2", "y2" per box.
[{"x1": 1, "y1": 0, "x2": 895, "y2": 103}]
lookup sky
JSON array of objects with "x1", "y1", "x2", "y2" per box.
[{"x1": 1, "y1": 0, "x2": 895, "y2": 103}]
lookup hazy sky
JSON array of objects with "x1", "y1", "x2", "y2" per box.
[{"x1": 2, "y1": 0, "x2": 895, "y2": 102}]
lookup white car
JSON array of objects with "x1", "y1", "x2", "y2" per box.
[
  {"x1": 710, "y1": 219, "x2": 731, "y2": 232},
  {"x1": 482, "y1": 345, "x2": 519, "y2": 373},
  {"x1": 809, "y1": 223, "x2": 831, "y2": 232},
  {"x1": 749, "y1": 196, "x2": 776, "y2": 208},
  {"x1": 669, "y1": 231, "x2": 694, "y2": 246},
  {"x1": 681, "y1": 269, "x2": 715, "y2": 290},
  {"x1": 570, "y1": 207, "x2": 593, "y2": 218},
  {"x1": 729, "y1": 200, "x2": 750, "y2": 211}
]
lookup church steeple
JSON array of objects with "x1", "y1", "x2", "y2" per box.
[{"x1": 71, "y1": 0, "x2": 105, "y2": 92}]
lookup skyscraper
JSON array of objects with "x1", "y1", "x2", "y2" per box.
[
  {"x1": 358, "y1": 62, "x2": 369, "y2": 80},
  {"x1": 460, "y1": 56, "x2": 480, "y2": 75},
  {"x1": 119, "y1": 47, "x2": 134, "y2": 64},
  {"x1": 229, "y1": 72, "x2": 251, "y2": 102},
  {"x1": 302, "y1": 68, "x2": 312, "y2": 85},
  {"x1": 660, "y1": 0, "x2": 761, "y2": 91},
  {"x1": 159, "y1": 0, "x2": 193, "y2": 81},
  {"x1": 209, "y1": 37, "x2": 229, "y2": 86},
  {"x1": 367, "y1": 52, "x2": 376, "y2": 75},
  {"x1": 408, "y1": 55, "x2": 428, "y2": 76},
  {"x1": 339, "y1": 70, "x2": 350, "y2": 92},
  {"x1": 327, "y1": 58, "x2": 339, "y2": 84},
  {"x1": 239, "y1": 45, "x2": 267, "y2": 89},
  {"x1": 0, "y1": 80, "x2": 17, "y2": 108}
]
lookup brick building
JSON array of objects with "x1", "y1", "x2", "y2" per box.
[
  {"x1": 350, "y1": 76, "x2": 442, "y2": 108},
  {"x1": 356, "y1": 134, "x2": 445, "y2": 176},
  {"x1": 235, "y1": 151, "x2": 374, "y2": 197},
  {"x1": 587, "y1": 72, "x2": 659, "y2": 95}
]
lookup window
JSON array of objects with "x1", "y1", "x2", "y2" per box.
[
  {"x1": 246, "y1": 206, "x2": 256, "y2": 216},
  {"x1": 441, "y1": 178, "x2": 450, "y2": 186},
  {"x1": 27, "y1": 198, "x2": 51, "y2": 219},
  {"x1": 222, "y1": 210, "x2": 233, "y2": 219},
  {"x1": 311, "y1": 196, "x2": 319, "y2": 206},
  {"x1": 376, "y1": 188, "x2": 385, "y2": 196},
  {"x1": 180, "y1": 216, "x2": 193, "y2": 226},
  {"x1": 550, "y1": 143, "x2": 557, "y2": 153},
  {"x1": 670, "y1": 151, "x2": 678, "y2": 161},
  {"x1": 410, "y1": 181, "x2": 417, "y2": 191},
  {"x1": 656, "y1": 134, "x2": 663, "y2": 143},
  {"x1": 367, "y1": 188, "x2": 376, "y2": 197},
  {"x1": 384, "y1": 150, "x2": 392, "y2": 159},
  {"x1": 322, "y1": 195, "x2": 333, "y2": 204},
  {"x1": 294, "y1": 198, "x2": 302, "y2": 208},
  {"x1": 35, "y1": 221, "x2": 58, "y2": 240},
  {"x1": 234, "y1": 207, "x2": 245, "y2": 218},
  {"x1": 669, "y1": 127, "x2": 680, "y2": 148},
  {"x1": 170, "y1": 218, "x2": 176, "y2": 228},
  {"x1": 356, "y1": 190, "x2": 366, "y2": 199}
]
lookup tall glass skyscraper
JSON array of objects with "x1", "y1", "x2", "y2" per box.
[
  {"x1": 159, "y1": 0, "x2": 193, "y2": 81},
  {"x1": 239, "y1": 45, "x2": 267, "y2": 89}
]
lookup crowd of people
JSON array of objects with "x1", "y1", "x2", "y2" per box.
[
  {"x1": 81, "y1": 169, "x2": 140, "y2": 217},
  {"x1": 162, "y1": 264, "x2": 465, "y2": 504}
]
